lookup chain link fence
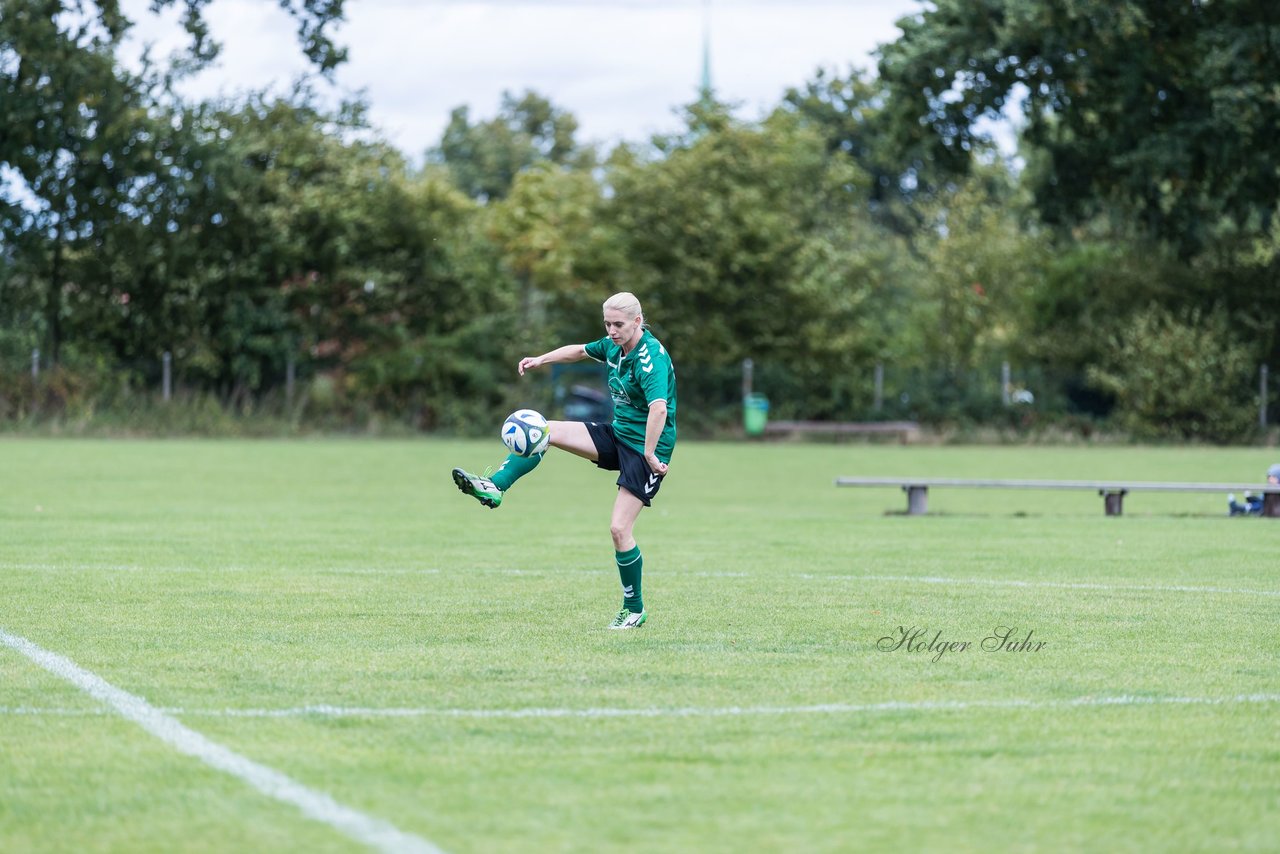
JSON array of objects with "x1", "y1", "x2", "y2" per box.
[{"x1": 1, "y1": 338, "x2": 1275, "y2": 439}]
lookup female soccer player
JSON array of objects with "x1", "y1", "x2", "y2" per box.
[{"x1": 451, "y1": 292, "x2": 677, "y2": 630}]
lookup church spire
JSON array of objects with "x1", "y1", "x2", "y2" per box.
[{"x1": 698, "y1": 0, "x2": 713, "y2": 103}]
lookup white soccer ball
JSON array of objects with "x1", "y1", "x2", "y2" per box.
[{"x1": 501, "y1": 409, "x2": 550, "y2": 457}]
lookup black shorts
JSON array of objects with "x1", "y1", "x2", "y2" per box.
[{"x1": 585, "y1": 422, "x2": 665, "y2": 506}]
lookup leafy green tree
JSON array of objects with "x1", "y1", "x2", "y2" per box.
[
  {"x1": 777, "y1": 65, "x2": 957, "y2": 236},
  {"x1": 0, "y1": 0, "x2": 348, "y2": 368},
  {"x1": 878, "y1": 0, "x2": 1280, "y2": 256},
  {"x1": 488, "y1": 165, "x2": 614, "y2": 298},
  {"x1": 204, "y1": 90, "x2": 520, "y2": 424},
  {"x1": 879, "y1": 0, "x2": 1280, "y2": 377},
  {"x1": 54, "y1": 99, "x2": 220, "y2": 379},
  {"x1": 907, "y1": 173, "x2": 1044, "y2": 373},
  {"x1": 604, "y1": 104, "x2": 912, "y2": 420},
  {"x1": 485, "y1": 161, "x2": 625, "y2": 353},
  {"x1": 430, "y1": 90, "x2": 587, "y2": 201},
  {"x1": 1, "y1": 0, "x2": 139, "y2": 365},
  {"x1": 303, "y1": 157, "x2": 520, "y2": 428}
]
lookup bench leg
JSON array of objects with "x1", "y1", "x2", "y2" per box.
[
  {"x1": 1264, "y1": 493, "x2": 1280, "y2": 518},
  {"x1": 904, "y1": 485, "x2": 928, "y2": 515},
  {"x1": 1100, "y1": 490, "x2": 1126, "y2": 516}
]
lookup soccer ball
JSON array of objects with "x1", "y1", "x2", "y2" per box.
[{"x1": 501, "y1": 409, "x2": 550, "y2": 457}]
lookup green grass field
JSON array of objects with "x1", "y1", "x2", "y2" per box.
[{"x1": 2, "y1": 438, "x2": 1278, "y2": 853}]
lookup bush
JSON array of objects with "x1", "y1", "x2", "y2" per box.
[{"x1": 1088, "y1": 308, "x2": 1258, "y2": 443}]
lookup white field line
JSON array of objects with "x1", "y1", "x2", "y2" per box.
[
  {"x1": 0, "y1": 629, "x2": 443, "y2": 854},
  {"x1": 4, "y1": 693, "x2": 1279, "y2": 721},
  {"x1": 5, "y1": 562, "x2": 1278, "y2": 597},
  {"x1": 0, "y1": 562, "x2": 445, "y2": 575},
  {"x1": 789, "y1": 573, "x2": 1280, "y2": 598}
]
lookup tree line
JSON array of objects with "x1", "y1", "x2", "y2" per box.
[{"x1": 2, "y1": 0, "x2": 1276, "y2": 441}]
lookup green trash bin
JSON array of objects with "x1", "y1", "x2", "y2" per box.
[{"x1": 743, "y1": 393, "x2": 770, "y2": 437}]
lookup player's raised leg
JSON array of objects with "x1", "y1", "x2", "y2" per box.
[
  {"x1": 547, "y1": 420, "x2": 599, "y2": 461},
  {"x1": 453, "y1": 419, "x2": 600, "y2": 509},
  {"x1": 451, "y1": 466, "x2": 504, "y2": 508},
  {"x1": 488, "y1": 419, "x2": 600, "y2": 493}
]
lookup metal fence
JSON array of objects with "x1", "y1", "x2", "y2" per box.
[{"x1": 3, "y1": 345, "x2": 1276, "y2": 435}]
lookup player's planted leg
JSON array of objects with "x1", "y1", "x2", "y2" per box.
[
  {"x1": 607, "y1": 489, "x2": 648, "y2": 629},
  {"x1": 615, "y1": 545, "x2": 643, "y2": 615},
  {"x1": 608, "y1": 608, "x2": 647, "y2": 629}
]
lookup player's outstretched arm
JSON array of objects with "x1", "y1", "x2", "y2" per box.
[{"x1": 518, "y1": 344, "x2": 588, "y2": 375}]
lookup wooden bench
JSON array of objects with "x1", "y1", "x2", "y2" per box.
[
  {"x1": 834, "y1": 477, "x2": 1280, "y2": 517},
  {"x1": 764, "y1": 420, "x2": 920, "y2": 443}
]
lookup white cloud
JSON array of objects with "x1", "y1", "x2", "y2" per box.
[{"x1": 121, "y1": 0, "x2": 924, "y2": 157}]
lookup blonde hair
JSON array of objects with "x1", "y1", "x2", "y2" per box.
[{"x1": 603, "y1": 291, "x2": 643, "y2": 320}]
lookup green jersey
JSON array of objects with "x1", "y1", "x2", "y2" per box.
[{"x1": 583, "y1": 329, "x2": 677, "y2": 463}]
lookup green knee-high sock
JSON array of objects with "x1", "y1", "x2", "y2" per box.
[
  {"x1": 616, "y1": 545, "x2": 643, "y2": 613},
  {"x1": 490, "y1": 452, "x2": 542, "y2": 491}
]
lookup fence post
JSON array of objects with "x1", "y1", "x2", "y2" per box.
[
  {"x1": 31, "y1": 348, "x2": 39, "y2": 380},
  {"x1": 1262, "y1": 364, "x2": 1270, "y2": 430},
  {"x1": 742, "y1": 358, "x2": 753, "y2": 401},
  {"x1": 162, "y1": 351, "x2": 172, "y2": 402},
  {"x1": 286, "y1": 354, "x2": 296, "y2": 409},
  {"x1": 874, "y1": 362, "x2": 884, "y2": 412},
  {"x1": 1001, "y1": 361, "x2": 1011, "y2": 406}
]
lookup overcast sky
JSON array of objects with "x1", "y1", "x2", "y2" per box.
[{"x1": 122, "y1": 0, "x2": 927, "y2": 158}]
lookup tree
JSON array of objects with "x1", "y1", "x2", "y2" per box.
[
  {"x1": 878, "y1": 0, "x2": 1280, "y2": 256},
  {"x1": 0, "y1": 0, "x2": 348, "y2": 367},
  {"x1": 908, "y1": 174, "x2": 1044, "y2": 373},
  {"x1": 182, "y1": 90, "x2": 521, "y2": 424},
  {"x1": 430, "y1": 90, "x2": 587, "y2": 202},
  {"x1": 776, "y1": 65, "x2": 953, "y2": 236},
  {"x1": 603, "y1": 105, "x2": 912, "y2": 420},
  {"x1": 484, "y1": 162, "x2": 623, "y2": 348}
]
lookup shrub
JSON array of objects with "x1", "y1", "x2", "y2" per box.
[{"x1": 1088, "y1": 308, "x2": 1258, "y2": 443}]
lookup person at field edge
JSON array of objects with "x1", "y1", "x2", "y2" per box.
[
  {"x1": 451, "y1": 292, "x2": 677, "y2": 630},
  {"x1": 1227, "y1": 463, "x2": 1280, "y2": 516}
]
